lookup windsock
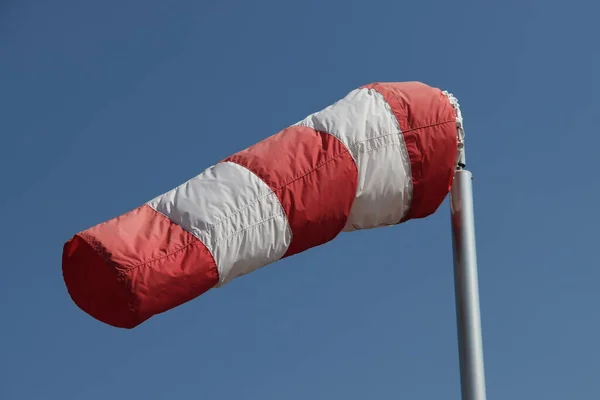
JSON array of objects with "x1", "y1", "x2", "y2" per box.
[{"x1": 62, "y1": 82, "x2": 463, "y2": 328}]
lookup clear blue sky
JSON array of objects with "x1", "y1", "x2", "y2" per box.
[{"x1": 1, "y1": 1, "x2": 598, "y2": 399}]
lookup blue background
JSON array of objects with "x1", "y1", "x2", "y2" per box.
[{"x1": 1, "y1": 0, "x2": 598, "y2": 398}]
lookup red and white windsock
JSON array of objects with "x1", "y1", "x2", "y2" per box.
[{"x1": 62, "y1": 81, "x2": 463, "y2": 329}]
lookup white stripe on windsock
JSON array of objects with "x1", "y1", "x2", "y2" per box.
[
  {"x1": 295, "y1": 87, "x2": 412, "y2": 230},
  {"x1": 148, "y1": 161, "x2": 292, "y2": 285}
]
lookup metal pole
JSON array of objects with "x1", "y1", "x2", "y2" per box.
[
  {"x1": 444, "y1": 89, "x2": 487, "y2": 400},
  {"x1": 450, "y1": 163, "x2": 487, "y2": 400}
]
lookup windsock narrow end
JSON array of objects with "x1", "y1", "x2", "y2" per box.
[
  {"x1": 62, "y1": 205, "x2": 221, "y2": 329},
  {"x1": 62, "y1": 235, "x2": 140, "y2": 329}
]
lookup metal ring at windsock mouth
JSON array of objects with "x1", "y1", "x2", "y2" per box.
[{"x1": 442, "y1": 90, "x2": 466, "y2": 169}]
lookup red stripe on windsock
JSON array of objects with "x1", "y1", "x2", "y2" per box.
[
  {"x1": 225, "y1": 125, "x2": 358, "y2": 257},
  {"x1": 62, "y1": 205, "x2": 218, "y2": 328},
  {"x1": 364, "y1": 82, "x2": 458, "y2": 221}
]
